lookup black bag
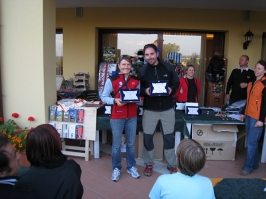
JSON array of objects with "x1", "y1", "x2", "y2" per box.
[
  {"x1": 205, "y1": 56, "x2": 225, "y2": 83},
  {"x1": 199, "y1": 108, "x2": 216, "y2": 115},
  {"x1": 199, "y1": 107, "x2": 221, "y2": 115}
]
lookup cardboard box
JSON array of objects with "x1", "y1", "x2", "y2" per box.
[
  {"x1": 192, "y1": 124, "x2": 238, "y2": 160},
  {"x1": 236, "y1": 125, "x2": 246, "y2": 150},
  {"x1": 138, "y1": 131, "x2": 164, "y2": 160}
]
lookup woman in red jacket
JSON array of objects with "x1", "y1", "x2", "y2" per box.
[
  {"x1": 101, "y1": 55, "x2": 140, "y2": 182},
  {"x1": 175, "y1": 65, "x2": 201, "y2": 102}
]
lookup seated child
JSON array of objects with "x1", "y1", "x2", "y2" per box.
[{"x1": 149, "y1": 138, "x2": 215, "y2": 199}]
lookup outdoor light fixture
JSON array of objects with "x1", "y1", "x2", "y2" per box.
[{"x1": 243, "y1": 29, "x2": 254, "y2": 50}]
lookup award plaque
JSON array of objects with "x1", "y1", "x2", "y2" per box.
[
  {"x1": 138, "y1": 105, "x2": 144, "y2": 116},
  {"x1": 104, "y1": 105, "x2": 112, "y2": 115},
  {"x1": 175, "y1": 102, "x2": 185, "y2": 110},
  {"x1": 149, "y1": 80, "x2": 169, "y2": 96},
  {"x1": 120, "y1": 89, "x2": 140, "y2": 103},
  {"x1": 185, "y1": 106, "x2": 200, "y2": 116}
]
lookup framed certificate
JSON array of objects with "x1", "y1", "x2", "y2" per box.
[
  {"x1": 175, "y1": 102, "x2": 185, "y2": 110},
  {"x1": 149, "y1": 80, "x2": 169, "y2": 96},
  {"x1": 120, "y1": 89, "x2": 140, "y2": 103},
  {"x1": 185, "y1": 106, "x2": 200, "y2": 116},
  {"x1": 104, "y1": 105, "x2": 112, "y2": 115}
]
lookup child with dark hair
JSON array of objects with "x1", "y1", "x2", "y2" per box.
[
  {"x1": 149, "y1": 138, "x2": 215, "y2": 199},
  {"x1": 15, "y1": 124, "x2": 83, "y2": 199}
]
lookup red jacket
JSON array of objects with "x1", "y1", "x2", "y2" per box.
[
  {"x1": 175, "y1": 77, "x2": 201, "y2": 102},
  {"x1": 110, "y1": 74, "x2": 139, "y2": 119}
]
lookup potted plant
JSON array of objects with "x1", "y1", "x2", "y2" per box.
[{"x1": 0, "y1": 113, "x2": 35, "y2": 153}]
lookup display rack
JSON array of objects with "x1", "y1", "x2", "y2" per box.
[
  {"x1": 49, "y1": 106, "x2": 97, "y2": 161},
  {"x1": 73, "y1": 72, "x2": 90, "y2": 91},
  {"x1": 205, "y1": 58, "x2": 227, "y2": 107}
]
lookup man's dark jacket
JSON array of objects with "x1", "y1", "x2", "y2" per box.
[{"x1": 138, "y1": 60, "x2": 179, "y2": 111}]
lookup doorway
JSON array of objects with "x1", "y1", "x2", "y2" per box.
[{"x1": 98, "y1": 29, "x2": 225, "y2": 106}]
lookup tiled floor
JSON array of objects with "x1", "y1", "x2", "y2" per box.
[{"x1": 69, "y1": 143, "x2": 266, "y2": 199}]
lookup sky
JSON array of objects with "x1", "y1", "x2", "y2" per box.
[
  {"x1": 55, "y1": 33, "x2": 202, "y2": 57},
  {"x1": 56, "y1": 34, "x2": 63, "y2": 56},
  {"x1": 117, "y1": 34, "x2": 201, "y2": 57}
]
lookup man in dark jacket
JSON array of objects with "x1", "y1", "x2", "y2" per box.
[
  {"x1": 138, "y1": 43, "x2": 180, "y2": 176},
  {"x1": 226, "y1": 55, "x2": 255, "y2": 105},
  {"x1": 0, "y1": 133, "x2": 35, "y2": 199}
]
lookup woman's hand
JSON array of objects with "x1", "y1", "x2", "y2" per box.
[
  {"x1": 239, "y1": 114, "x2": 245, "y2": 122},
  {"x1": 114, "y1": 98, "x2": 125, "y2": 106},
  {"x1": 255, "y1": 121, "x2": 263, "y2": 127}
]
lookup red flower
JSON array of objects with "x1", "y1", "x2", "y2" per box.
[
  {"x1": 0, "y1": 117, "x2": 3, "y2": 121},
  {"x1": 16, "y1": 128, "x2": 21, "y2": 132},
  {"x1": 28, "y1": 116, "x2": 35, "y2": 121},
  {"x1": 12, "y1": 113, "x2": 19, "y2": 118}
]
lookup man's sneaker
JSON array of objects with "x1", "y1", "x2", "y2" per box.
[
  {"x1": 111, "y1": 168, "x2": 120, "y2": 182},
  {"x1": 167, "y1": 166, "x2": 178, "y2": 174},
  {"x1": 127, "y1": 166, "x2": 140, "y2": 179},
  {"x1": 143, "y1": 165, "x2": 153, "y2": 177}
]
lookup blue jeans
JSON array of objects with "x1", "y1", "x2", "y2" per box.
[
  {"x1": 243, "y1": 116, "x2": 263, "y2": 172},
  {"x1": 110, "y1": 117, "x2": 137, "y2": 170}
]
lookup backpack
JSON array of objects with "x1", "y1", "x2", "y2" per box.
[{"x1": 205, "y1": 56, "x2": 225, "y2": 83}]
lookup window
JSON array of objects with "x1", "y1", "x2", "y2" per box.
[
  {"x1": 261, "y1": 32, "x2": 266, "y2": 60},
  {"x1": 98, "y1": 29, "x2": 225, "y2": 106},
  {"x1": 56, "y1": 29, "x2": 63, "y2": 75}
]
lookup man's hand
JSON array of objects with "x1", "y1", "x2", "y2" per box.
[
  {"x1": 240, "y1": 83, "x2": 248, "y2": 88},
  {"x1": 240, "y1": 114, "x2": 245, "y2": 122},
  {"x1": 226, "y1": 94, "x2": 230, "y2": 100},
  {"x1": 168, "y1": 87, "x2": 172, "y2": 95},
  {"x1": 145, "y1": 87, "x2": 150, "y2": 96}
]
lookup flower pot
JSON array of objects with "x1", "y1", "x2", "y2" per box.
[{"x1": 18, "y1": 151, "x2": 30, "y2": 167}]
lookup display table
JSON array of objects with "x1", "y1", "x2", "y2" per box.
[
  {"x1": 183, "y1": 114, "x2": 244, "y2": 138},
  {"x1": 50, "y1": 103, "x2": 101, "y2": 161},
  {"x1": 56, "y1": 106, "x2": 97, "y2": 161},
  {"x1": 94, "y1": 111, "x2": 266, "y2": 163},
  {"x1": 183, "y1": 114, "x2": 266, "y2": 163}
]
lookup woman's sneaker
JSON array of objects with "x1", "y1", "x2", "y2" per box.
[
  {"x1": 127, "y1": 166, "x2": 140, "y2": 178},
  {"x1": 111, "y1": 168, "x2": 120, "y2": 182}
]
